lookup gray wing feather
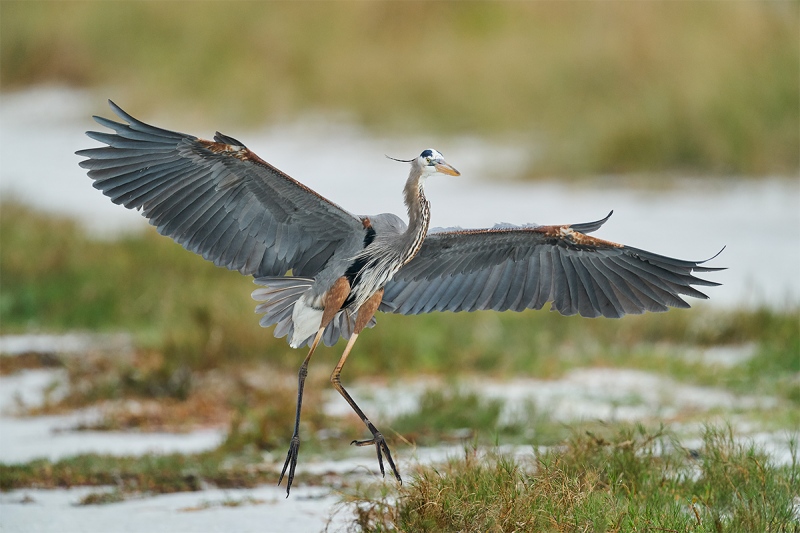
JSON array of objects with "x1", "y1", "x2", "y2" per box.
[
  {"x1": 77, "y1": 100, "x2": 365, "y2": 278},
  {"x1": 382, "y1": 217, "x2": 723, "y2": 318}
]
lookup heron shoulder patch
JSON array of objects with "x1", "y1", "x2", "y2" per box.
[
  {"x1": 197, "y1": 139, "x2": 249, "y2": 159},
  {"x1": 533, "y1": 224, "x2": 624, "y2": 249}
]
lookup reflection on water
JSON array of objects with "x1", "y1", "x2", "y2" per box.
[{"x1": 1, "y1": 87, "x2": 797, "y2": 308}]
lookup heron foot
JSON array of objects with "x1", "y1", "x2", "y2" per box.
[
  {"x1": 278, "y1": 435, "x2": 301, "y2": 497},
  {"x1": 351, "y1": 430, "x2": 402, "y2": 484}
]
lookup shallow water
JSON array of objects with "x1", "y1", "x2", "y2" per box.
[
  {"x1": 1, "y1": 87, "x2": 798, "y2": 309},
  {"x1": 0, "y1": 368, "x2": 225, "y2": 463},
  {"x1": 0, "y1": 486, "x2": 345, "y2": 533}
]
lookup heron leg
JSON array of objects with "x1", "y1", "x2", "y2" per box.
[
  {"x1": 279, "y1": 277, "x2": 351, "y2": 497},
  {"x1": 278, "y1": 329, "x2": 322, "y2": 497},
  {"x1": 330, "y1": 289, "x2": 402, "y2": 484}
]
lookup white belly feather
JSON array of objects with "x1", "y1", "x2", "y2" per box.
[{"x1": 289, "y1": 298, "x2": 324, "y2": 348}]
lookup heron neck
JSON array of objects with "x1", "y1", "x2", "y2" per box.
[{"x1": 403, "y1": 170, "x2": 431, "y2": 252}]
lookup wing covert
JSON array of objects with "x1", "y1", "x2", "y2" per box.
[
  {"x1": 382, "y1": 214, "x2": 723, "y2": 318},
  {"x1": 77, "y1": 100, "x2": 365, "y2": 278}
]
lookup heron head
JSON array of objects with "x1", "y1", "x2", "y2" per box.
[
  {"x1": 386, "y1": 149, "x2": 460, "y2": 177},
  {"x1": 417, "y1": 149, "x2": 460, "y2": 176}
]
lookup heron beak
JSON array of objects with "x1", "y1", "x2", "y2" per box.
[{"x1": 434, "y1": 160, "x2": 460, "y2": 176}]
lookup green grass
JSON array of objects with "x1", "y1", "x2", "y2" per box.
[
  {"x1": 343, "y1": 425, "x2": 800, "y2": 532},
  {"x1": 0, "y1": 449, "x2": 274, "y2": 494},
  {"x1": 1, "y1": 1, "x2": 797, "y2": 176},
  {"x1": 389, "y1": 387, "x2": 507, "y2": 445},
  {"x1": 387, "y1": 388, "x2": 613, "y2": 448},
  {"x1": 0, "y1": 201, "x2": 273, "y2": 372}
]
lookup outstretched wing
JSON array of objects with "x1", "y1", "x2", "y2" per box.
[
  {"x1": 76, "y1": 100, "x2": 365, "y2": 278},
  {"x1": 382, "y1": 212, "x2": 723, "y2": 318}
]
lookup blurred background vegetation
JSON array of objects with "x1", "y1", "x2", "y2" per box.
[{"x1": 2, "y1": 0, "x2": 797, "y2": 177}]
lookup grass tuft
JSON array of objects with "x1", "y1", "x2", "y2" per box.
[
  {"x1": 390, "y1": 387, "x2": 505, "y2": 445},
  {"x1": 77, "y1": 489, "x2": 125, "y2": 506},
  {"x1": 343, "y1": 425, "x2": 800, "y2": 532},
  {"x1": 0, "y1": 450, "x2": 270, "y2": 494}
]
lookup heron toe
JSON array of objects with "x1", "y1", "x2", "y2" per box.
[
  {"x1": 278, "y1": 435, "x2": 301, "y2": 497},
  {"x1": 352, "y1": 431, "x2": 402, "y2": 483}
]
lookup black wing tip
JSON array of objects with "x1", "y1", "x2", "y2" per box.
[
  {"x1": 82, "y1": 100, "x2": 129, "y2": 135},
  {"x1": 570, "y1": 210, "x2": 614, "y2": 234},
  {"x1": 98, "y1": 99, "x2": 143, "y2": 129},
  {"x1": 107, "y1": 99, "x2": 122, "y2": 114},
  {"x1": 213, "y1": 131, "x2": 246, "y2": 147},
  {"x1": 698, "y1": 245, "x2": 726, "y2": 266},
  {"x1": 689, "y1": 246, "x2": 727, "y2": 276},
  {"x1": 76, "y1": 131, "x2": 110, "y2": 155},
  {"x1": 106, "y1": 99, "x2": 136, "y2": 124},
  {"x1": 627, "y1": 244, "x2": 727, "y2": 272}
]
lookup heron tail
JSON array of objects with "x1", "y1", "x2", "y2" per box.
[
  {"x1": 253, "y1": 276, "x2": 315, "y2": 341},
  {"x1": 252, "y1": 276, "x2": 378, "y2": 348}
]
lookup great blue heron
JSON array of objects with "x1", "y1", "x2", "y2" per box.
[{"x1": 77, "y1": 101, "x2": 723, "y2": 496}]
